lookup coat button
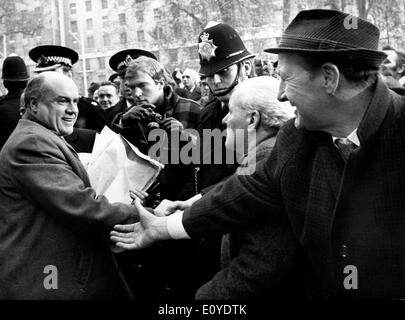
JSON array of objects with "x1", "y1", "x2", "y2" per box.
[{"x1": 340, "y1": 245, "x2": 348, "y2": 258}]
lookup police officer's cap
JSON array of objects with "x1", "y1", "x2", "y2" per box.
[
  {"x1": 109, "y1": 49, "x2": 157, "y2": 75},
  {"x1": 198, "y1": 23, "x2": 255, "y2": 77},
  {"x1": 29, "y1": 45, "x2": 79, "y2": 72},
  {"x1": 2, "y1": 53, "x2": 29, "y2": 81},
  {"x1": 108, "y1": 73, "x2": 119, "y2": 82}
]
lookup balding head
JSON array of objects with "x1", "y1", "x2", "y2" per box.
[
  {"x1": 182, "y1": 68, "x2": 200, "y2": 89},
  {"x1": 224, "y1": 76, "x2": 295, "y2": 155},
  {"x1": 229, "y1": 76, "x2": 295, "y2": 131},
  {"x1": 23, "y1": 71, "x2": 79, "y2": 136}
]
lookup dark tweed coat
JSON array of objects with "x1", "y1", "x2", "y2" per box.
[
  {"x1": 196, "y1": 137, "x2": 303, "y2": 299},
  {"x1": 0, "y1": 119, "x2": 136, "y2": 299},
  {"x1": 183, "y1": 77, "x2": 405, "y2": 299}
]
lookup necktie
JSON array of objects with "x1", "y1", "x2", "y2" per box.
[{"x1": 335, "y1": 138, "x2": 357, "y2": 162}]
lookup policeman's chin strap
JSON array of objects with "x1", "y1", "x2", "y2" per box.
[{"x1": 212, "y1": 63, "x2": 241, "y2": 97}]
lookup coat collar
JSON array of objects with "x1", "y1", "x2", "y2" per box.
[{"x1": 357, "y1": 75, "x2": 392, "y2": 144}]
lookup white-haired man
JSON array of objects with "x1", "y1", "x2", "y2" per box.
[
  {"x1": 182, "y1": 68, "x2": 201, "y2": 102},
  {"x1": 112, "y1": 76, "x2": 301, "y2": 299}
]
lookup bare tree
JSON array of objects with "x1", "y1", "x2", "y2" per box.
[
  {"x1": 0, "y1": 0, "x2": 44, "y2": 36},
  {"x1": 355, "y1": 0, "x2": 373, "y2": 19}
]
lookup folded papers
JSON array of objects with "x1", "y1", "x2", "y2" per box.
[{"x1": 78, "y1": 126, "x2": 163, "y2": 205}]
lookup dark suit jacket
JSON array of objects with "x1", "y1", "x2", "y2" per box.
[
  {"x1": 196, "y1": 137, "x2": 302, "y2": 299},
  {"x1": 65, "y1": 128, "x2": 97, "y2": 153},
  {"x1": 105, "y1": 98, "x2": 128, "y2": 128},
  {"x1": 76, "y1": 97, "x2": 107, "y2": 133},
  {"x1": 0, "y1": 119, "x2": 137, "y2": 299},
  {"x1": 178, "y1": 98, "x2": 238, "y2": 199},
  {"x1": 186, "y1": 86, "x2": 201, "y2": 102},
  {"x1": 0, "y1": 90, "x2": 23, "y2": 150},
  {"x1": 183, "y1": 77, "x2": 405, "y2": 299}
]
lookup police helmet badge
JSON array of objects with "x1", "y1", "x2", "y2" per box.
[
  {"x1": 198, "y1": 32, "x2": 217, "y2": 61},
  {"x1": 125, "y1": 55, "x2": 133, "y2": 65}
]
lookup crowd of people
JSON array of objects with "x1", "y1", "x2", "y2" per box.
[{"x1": 0, "y1": 8, "x2": 405, "y2": 301}]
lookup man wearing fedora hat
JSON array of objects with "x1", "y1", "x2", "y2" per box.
[
  {"x1": 111, "y1": 9, "x2": 405, "y2": 299},
  {"x1": 0, "y1": 53, "x2": 29, "y2": 149}
]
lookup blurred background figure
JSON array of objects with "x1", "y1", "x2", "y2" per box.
[
  {"x1": 381, "y1": 45, "x2": 405, "y2": 88},
  {"x1": 172, "y1": 67, "x2": 188, "y2": 98},
  {"x1": 198, "y1": 76, "x2": 213, "y2": 107},
  {"x1": 0, "y1": 53, "x2": 29, "y2": 150},
  {"x1": 97, "y1": 81, "x2": 120, "y2": 111},
  {"x1": 172, "y1": 67, "x2": 184, "y2": 88},
  {"x1": 93, "y1": 89, "x2": 99, "y2": 102},
  {"x1": 109, "y1": 73, "x2": 122, "y2": 92},
  {"x1": 87, "y1": 82, "x2": 100, "y2": 99},
  {"x1": 254, "y1": 58, "x2": 271, "y2": 77},
  {"x1": 182, "y1": 68, "x2": 201, "y2": 101}
]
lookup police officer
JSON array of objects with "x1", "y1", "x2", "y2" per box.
[
  {"x1": 0, "y1": 54, "x2": 29, "y2": 150},
  {"x1": 29, "y1": 45, "x2": 106, "y2": 134},
  {"x1": 178, "y1": 22, "x2": 256, "y2": 291},
  {"x1": 181, "y1": 22, "x2": 256, "y2": 197},
  {"x1": 106, "y1": 49, "x2": 157, "y2": 126}
]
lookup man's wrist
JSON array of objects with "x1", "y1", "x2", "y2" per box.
[
  {"x1": 167, "y1": 210, "x2": 191, "y2": 239},
  {"x1": 150, "y1": 215, "x2": 171, "y2": 241}
]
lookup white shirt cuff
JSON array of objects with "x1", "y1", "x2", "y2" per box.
[{"x1": 167, "y1": 210, "x2": 191, "y2": 239}]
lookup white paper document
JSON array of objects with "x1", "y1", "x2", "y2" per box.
[{"x1": 78, "y1": 126, "x2": 164, "y2": 205}]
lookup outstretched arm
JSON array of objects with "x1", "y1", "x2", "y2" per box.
[{"x1": 110, "y1": 198, "x2": 175, "y2": 249}]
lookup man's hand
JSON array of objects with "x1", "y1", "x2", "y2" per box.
[
  {"x1": 129, "y1": 188, "x2": 149, "y2": 205},
  {"x1": 154, "y1": 199, "x2": 189, "y2": 217},
  {"x1": 154, "y1": 194, "x2": 202, "y2": 217},
  {"x1": 121, "y1": 104, "x2": 156, "y2": 124},
  {"x1": 161, "y1": 117, "x2": 184, "y2": 132},
  {"x1": 110, "y1": 198, "x2": 170, "y2": 250}
]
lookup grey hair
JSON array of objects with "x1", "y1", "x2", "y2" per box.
[
  {"x1": 229, "y1": 76, "x2": 295, "y2": 130},
  {"x1": 183, "y1": 68, "x2": 200, "y2": 84},
  {"x1": 22, "y1": 74, "x2": 48, "y2": 111}
]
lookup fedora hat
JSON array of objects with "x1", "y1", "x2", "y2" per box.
[
  {"x1": 2, "y1": 53, "x2": 29, "y2": 81},
  {"x1": 265, "y1": 9, "x2": 387, "y2": 68},
  {"x1": 198, "y1": 23, "x2": 255, "y2": 77},
  {"x1": 109, "y1": 49, "x2": 157, "y2": 75},
  {"x1": 29, "y1": 45, "x2": 79, "y2": 72}
]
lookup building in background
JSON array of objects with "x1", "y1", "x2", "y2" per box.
[{"x1": 1, "y1": 0, "x2": 404, "y2": 95}]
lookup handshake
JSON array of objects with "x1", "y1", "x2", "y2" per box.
[{"x1": 110, "y1": 191, "x2": 201, "y2": 252}]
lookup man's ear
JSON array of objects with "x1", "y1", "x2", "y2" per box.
[
  {"x1": 248, "y1": 110, "x2": 260, "y2": 130},
  {"x1": 398, "y1": 64, "x2": 405, "y2": 74},
  {"x1": 29, "y1": 97, "x2": 39, "y2": 113},
  {"x1": 242, "y1": 60, "x2": 253, "y2": 78},
  {"x1": 157, "y1": 77, "x2": 166, "y2": 88},
  {"x1": 321, "y1": 63, "x2": 340, "y2": 95}
]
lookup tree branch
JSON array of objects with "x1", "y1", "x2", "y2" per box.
[{"x1": 169, "y1": 1, "x2": 204, "y2": 28}]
